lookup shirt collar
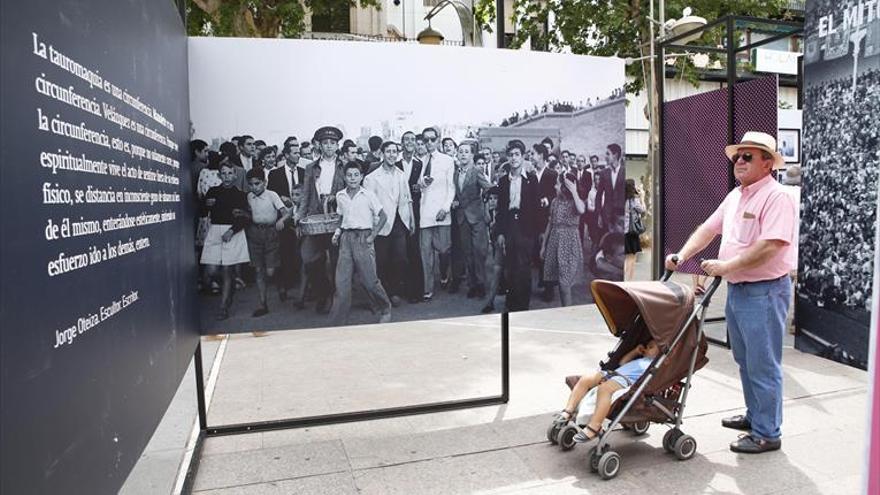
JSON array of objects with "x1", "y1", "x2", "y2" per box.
[
  {"x1": 509, "y1": 167, "x2": 528, "y2": 180},
  {"x1": 380, "y1": 162, "x2": 401, "y2": 173},
  {"x1": 338, "y1": 186, "x2": 364, "y2": 198},
  {"x1": 740, "y1": 173, "x2": 774, "y2": 195}
]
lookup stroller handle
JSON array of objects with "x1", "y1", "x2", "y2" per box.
[
  {"x1": 660, "y1": 255, "x2": 679, "y2": 282},
  {"x1": 700, "y1": 275, "x2": 723, "y2": 306},
  {"x1": 661, "y1": 255, "x2": 723, "y2": 305}
]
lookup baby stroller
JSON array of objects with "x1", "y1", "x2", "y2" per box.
[{"x1": 545, "y1": 270, "x2": 722, "y2": 480}]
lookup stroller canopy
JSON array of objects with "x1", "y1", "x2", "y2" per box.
[{"x1": 591, "y1": 280, "x2": 695, "y2": 348}]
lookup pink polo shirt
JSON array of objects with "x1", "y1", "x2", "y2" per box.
[{"x1": 703, "y1": 174, "x2": 797, "y2": 284}]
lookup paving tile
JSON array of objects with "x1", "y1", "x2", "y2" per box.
[
  {"x1": 344, "y1": 421, "x2": 509, "y2": 469},
  {"x1": 193, "y1": 440, "x2": 349, "y2": 492},
  {"x1": 200, "y1": 433, "x2": 263, "y2": 456},
  {"x1": 781, "y1": 427, "x2": 866, "y2": 480},
  {"x1": 194, "y1": 472, "x2": 358, "y2": 495},
  {"x1": 351, "y1": 449, "x2": 537, "y2": 495}
]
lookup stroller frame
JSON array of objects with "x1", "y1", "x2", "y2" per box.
[{"x1": 553, "y1": 272, "x2": 723, "y2": 480}]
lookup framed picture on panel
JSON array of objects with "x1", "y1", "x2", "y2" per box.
[{"x1": 778, "y1": 128, "x2": 800, "y2": 163}]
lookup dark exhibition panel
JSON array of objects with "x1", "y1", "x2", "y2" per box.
[{"x1": 0, "y1": 1, "x2": 197, "y2": 493}]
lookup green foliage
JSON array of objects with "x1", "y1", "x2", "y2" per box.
[
  {"x1": 500, "y1": 0, "x2": 791, "y2": 94},
  {"x1": 474, "y1": 0, "x2": 497, "y2": 33},
  {"x1": 187, "y1": 0, "x2": 381, "y2": 38}
]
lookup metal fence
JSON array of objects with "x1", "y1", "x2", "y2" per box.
[{"x1": 300, "y1": 31, "x2": 464, "y2": 46}]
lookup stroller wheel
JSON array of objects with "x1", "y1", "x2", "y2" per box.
[
  {"x1": 558, "y1": 425, "x2": 578, "y2": 451},
  {"x1": 630, "y1": 421, "x2": 650, "y2": 436},
  {"x1": 597, "y1": 450, "x2": 621, "y2": 480},
  {"x1": 587, "y1": 446, "x2": 601, "y2": 473},
  {"x1": 546, "y1": 423, "x2": 562, "y2": 445},
  {"x1": 673, "y1": 434, "x2": 697, "y2": 461},
  {"x1": 663, "y1": 428, "x2": 682, "y2": 453}
]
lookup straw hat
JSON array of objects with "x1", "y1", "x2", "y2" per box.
[{"x1": 724, "y1": 131, "x2": 786, "y2": 170}]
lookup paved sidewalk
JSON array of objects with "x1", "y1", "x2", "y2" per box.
[{"x1": 190, "y1": 303, "x2": 869, "y2": 494}]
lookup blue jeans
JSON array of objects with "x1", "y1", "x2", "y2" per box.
[{"x1": 726, "y1": 276, "x2": 791, "y2": 441}]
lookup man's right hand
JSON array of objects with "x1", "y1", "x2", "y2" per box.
[{"x1": 664, "y1": 253, "x2": 681, "y2": 271}]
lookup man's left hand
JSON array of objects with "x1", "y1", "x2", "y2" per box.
[{"x1": 700, "y1": 259, "x2": 731, "y2": 277}]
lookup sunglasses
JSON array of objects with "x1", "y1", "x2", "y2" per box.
[{"x1": 731, "y1": 152, "x2": 754, "y2": 163}]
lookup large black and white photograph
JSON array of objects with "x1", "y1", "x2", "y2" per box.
[
  {"x1": 188, "y1": 38, "x2": 626, "y2": 333},
  {"x1": 797, "y1": 0, "x2": 880, "y2": 369}
]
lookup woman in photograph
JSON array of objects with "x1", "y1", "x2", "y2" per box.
[
  {"x1": 197, "y1": 151, "x2": 224, "y2": 199},
  {"x1": 196, "y1": 150, "x2": 225, "y2": 294},
  {"x1": 541, "y1": 172, "x2": 585, "y2": 306},
  {"x1": 623, "y1": 178, "x2": 646, "y2": 281},
  {"x1": 255, "y1": 145, "x2": 278, "y2": 170}
]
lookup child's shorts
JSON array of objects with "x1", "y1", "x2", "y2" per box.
[
  {"x1": 246, "y1": 224, "x2": 280, "y2": 270},
  {"x1": 600, "y1": 370, "x2": 631, "y2": 389},
  {"x1": 201, "y1": 224, "x2": 250, "y2": 266}
]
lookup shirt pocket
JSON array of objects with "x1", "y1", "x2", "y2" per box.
[{"x1": 733, "y1": 216, "x2": 759, "y2": 244}]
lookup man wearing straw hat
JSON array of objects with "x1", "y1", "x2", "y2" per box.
[{"x1": 665, "y1": 131, "x2": 797, "y2": 454}]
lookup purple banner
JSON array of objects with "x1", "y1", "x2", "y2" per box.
[{"x1": 662, "y1": 77, "x2": 777, "y2": 274}]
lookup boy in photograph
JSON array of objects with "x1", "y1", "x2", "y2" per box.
[
  {"x1": 481, "y1": 187, "x2": 503, "y2": 313},
  {"x1": 298, "y1": 142, "x2": 314, "y2": 169},
  {"x1": 330, "y1": 162, "x2": 392, "y2": 325},
  {"x1": 235, "y1": 135, "x2": 256, "y2": 172},
  {"x1": 202, "y1": 163, "x2": 251, "y2": 320},
  {"x1": 442, "y1": 137, "x2": 458, "y2": 157},
  {"x1": 364, "y1": 141, "x2": 414, "y2": 306},
  {"x1": 301, "y1": 126, "x2": 346, "y2": 314},
  {"x1": 245, "y1": 168, "x2": 291, "y2": 317},
  {"x1": 288, "y1": 184, "x2": 307, "y2": 307},
  {"x1": 268, "y1": 144, "x2": 306, "y2": 303},
  {"x1": 452, "y1": 140, "x2": 492, "y2": 299},
  {"x1": 596, "y1": 143, "x2": 626, "y2": 239},
  {"x1": 496, "y1": 139, "x2": 541, "y2": 311},
  {"x1": 533, "y1": 143, "x2": 558, "y2": 301},
  {"x1": 401, "y1": 132, "x2": 425, "y2": 303}
]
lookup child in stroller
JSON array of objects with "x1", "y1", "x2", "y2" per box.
[{"x1": 552, "y1": 339, "x2": 660, "y2": 442}]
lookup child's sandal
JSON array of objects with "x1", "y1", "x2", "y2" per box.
[
  {"x1": 574, "y1": 425, "x2": 603, "y2": 443},
  {"x1": 552, "y1": 409, "x2": 574, "y2": 425}
]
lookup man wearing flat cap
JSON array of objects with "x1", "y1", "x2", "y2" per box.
[
  {"x1": 300, "y1": 125, "x2": 346, "y2": 314},
  {"x1": 665, "y1": 131, "x2": 797, "y2": 454}
]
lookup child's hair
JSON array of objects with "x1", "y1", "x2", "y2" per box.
[
  {"x1": 343, "y1": 161, "x2": 362, "y2": 174},
  {"x1": 246, "y1": 168, "x2": 265, "y2": 181},
  {"x1": 484, "y1": 186, "x2": 500, "y2": 203},
  {"x1": 380, "y1": 141, "x2": 400, "y2": 152}
]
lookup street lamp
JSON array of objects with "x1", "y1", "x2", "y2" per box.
[
  {"x1": 645, "y1": 5, "x2": 706, "y2": 278},
  {"x1": 417, "y1": 22, "x2": 445, "y2": 45},
  {"x1": 416, "y1": 0, "x2": 483, "y2": 46}
]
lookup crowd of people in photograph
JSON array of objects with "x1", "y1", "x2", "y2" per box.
[
  {"x1": 500, "y1": 89, "x2": 626, "y2": 127},
  {"x1": 798, "y1": 68, "x2": 880, "y2": 311},
  {"x1": 191, "y1": 126, "x2": 629, "y2": 324}
]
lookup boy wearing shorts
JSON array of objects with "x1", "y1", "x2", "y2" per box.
[
  {"x1": 553, "y1": 340, "x2": 661, "y2": 442},
  {"x1": 245, "y1": 168, "x2": 291, "y2": 317}
]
